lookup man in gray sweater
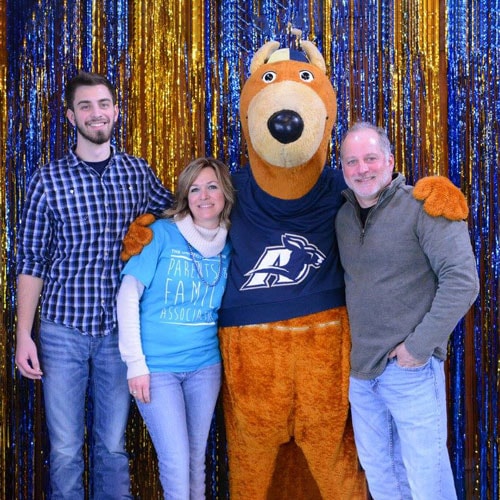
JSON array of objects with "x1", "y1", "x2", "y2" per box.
[{"x1": 335, "y1": 122, "x2": 479, "y2": 500}]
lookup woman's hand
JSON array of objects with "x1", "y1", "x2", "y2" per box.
[{"x1": 128, "y1": 374, "x2": 151, "y2": 403}]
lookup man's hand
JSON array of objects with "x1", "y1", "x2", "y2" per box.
[
  {"x1": 15, "y1": 274, "x2": 44, "y2": 380},
  {"x1": 128, "y1": 374, "x2": 151, "y2": 404},
  {"x1": 121, "y1": 214, "x2": 156, "y2": 261},
  {"x1": 388, "y1": 343, "x2": 426, "y2": 368},
  {"x1": 413, "y1": 176, "x2": 468, "y2": 221},
  {"x1": 15, "y1": 334, "x2": 43, "y2": 379}
]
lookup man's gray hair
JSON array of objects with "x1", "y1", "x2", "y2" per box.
[{"x1": 340, "y1": 122, "x2": 392, "y2": 160}]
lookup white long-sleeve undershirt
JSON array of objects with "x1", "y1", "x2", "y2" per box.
[{"x1": 117, "y1": 274, "x2": 147, "y2": 379}]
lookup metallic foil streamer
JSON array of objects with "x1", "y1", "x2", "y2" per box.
[
  {"x1": 127, "y1": 1, "x2": 206, "y2": 192},
  {"x1": 447, "y1": 0, "x2": 500, "y2": 497},
  {"x1": 0, "y1": 3, "x2": 8, "y2": 499},
  {"x1": 1, "y1": 0, "x2": 499, "y2": 498}
]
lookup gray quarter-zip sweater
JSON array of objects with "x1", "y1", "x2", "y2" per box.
[{"x1": 335, "y1": 173, "x2": 479, "y2": 380}]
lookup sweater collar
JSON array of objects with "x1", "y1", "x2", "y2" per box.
[{"x1": 175, "y1": 214, "x2": 227, "y2": 257}]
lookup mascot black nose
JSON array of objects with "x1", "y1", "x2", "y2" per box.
[{"x1": 267, "y1": 110, "x2": 304, "y2": 144}]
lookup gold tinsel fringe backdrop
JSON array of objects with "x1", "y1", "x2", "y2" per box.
[
  {"x1": 127, "y1": 1, "x2": 206, "y2": 190},
  {"x1": 1, "y1": 1, "x2": 498, "y2": 499}
]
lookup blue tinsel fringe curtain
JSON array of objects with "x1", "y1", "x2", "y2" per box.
[{"x1": 0, "y1": 1, "x2": 498, "y2": 499}]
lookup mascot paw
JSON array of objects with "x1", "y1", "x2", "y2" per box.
[
  {"x1": 413, "y1": 176, "x2": 468, "y2": 221},
  {"x1": 120, "y1": 213, "x2": 156, "y2": 261}
]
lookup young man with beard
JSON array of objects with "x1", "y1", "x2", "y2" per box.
[{"x1": 15, "y1": 72, "x2": 172, "y2": 499}]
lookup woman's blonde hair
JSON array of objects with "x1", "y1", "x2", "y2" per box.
[{"x1": 163, "y1": 157, "x2": 235, "y2": 228}]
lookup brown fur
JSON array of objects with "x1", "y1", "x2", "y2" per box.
[
  {"x1": 413, "y1": 175, "x2": 469, "y2": 220},
  {"x1": 219, "y1": 309, "x2": 366, "y2": 499},
  {"x1": 120, "y1": 213, "x2": 155, "y2": 261},
  {"x1": 239, "y1": 59, "x2": 336, "y2": 200}
]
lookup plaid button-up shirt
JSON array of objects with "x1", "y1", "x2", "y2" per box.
[{"x1": 17, "y1": 147, "x2": 172, "y2": 336}]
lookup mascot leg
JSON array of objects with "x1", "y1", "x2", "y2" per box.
[
  {"x1": 292, "y1": 308, "x2": 366, "y2": 499},
  {"x1": 220, "y1": 324, "x2": 301, "y2": 499}
]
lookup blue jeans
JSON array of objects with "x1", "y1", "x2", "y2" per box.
[
  {"x1": 40, "y1": 320, "x2": 131, "y2": 499},
  {"x1": 349, "y1": 356, "x2": 457, "y2": 500},
  {"x1": 136, "y1": 363, "x2": 221, "y2": 500}
]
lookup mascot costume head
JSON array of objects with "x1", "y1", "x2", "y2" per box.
[{"x1": 239, "y1": 40, "x2": 336, "y2": 199}]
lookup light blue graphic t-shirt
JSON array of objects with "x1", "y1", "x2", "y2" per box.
[{"x1": 121, "y1": 219, "x2": 230, "y2": 372}]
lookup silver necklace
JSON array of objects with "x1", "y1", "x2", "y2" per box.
[{"x1": 188, "y1": 244, "x2": 222, "y2": 287}]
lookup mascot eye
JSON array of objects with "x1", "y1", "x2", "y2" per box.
[
  {"x1": 262, "y1": 71, "x2": 277, "y2": 83},
  {"x1": 299, "y1": 70, "x2": 314, "y2": 82}
]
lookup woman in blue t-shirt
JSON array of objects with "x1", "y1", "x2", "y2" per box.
[{"x1": 117, "y1": 157, "x2": 234, "y2": 499}]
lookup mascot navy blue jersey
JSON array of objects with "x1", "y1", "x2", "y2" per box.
[{"x1": 219, "y1": 165, "x2": 347, "y2": 327}]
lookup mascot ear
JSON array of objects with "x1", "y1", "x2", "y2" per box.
[
  {"x1": 249, "y1": 40, "x2": 327, "y2": 75},
  {"x1": 413, "y1": 176, "x2": 469, "y2": 221},
  {"x1": 249, "y1": 41, "x2": 280, "y2": 74},
  {"x1": 299, "y1": 40, "x2": 326, "y2": 73}
]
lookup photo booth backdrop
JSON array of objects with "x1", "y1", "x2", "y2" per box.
[{"x1": 0, "y1": 0, "x2": 498, "y2": 498}]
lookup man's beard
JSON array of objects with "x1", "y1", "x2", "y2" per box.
[{"x1": 76, "y1": 120, "x2": 115, "y2": 145}]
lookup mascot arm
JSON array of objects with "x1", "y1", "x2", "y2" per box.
[
  {"x1": 120, "y1": 213, "x2": 156, "y2": 262},
  {"x1": 413, "y1": 176, "x2": 468, "y2": 221}
]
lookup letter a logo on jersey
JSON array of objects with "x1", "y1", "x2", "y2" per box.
[{"x1": 240, "y1": 233, "x2": 326, "y2": 290}]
